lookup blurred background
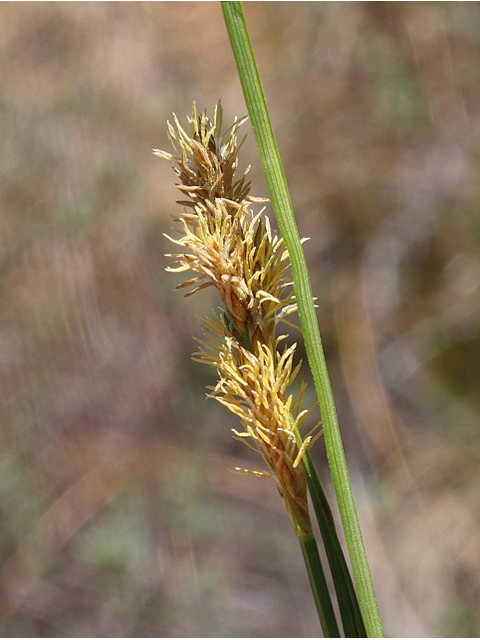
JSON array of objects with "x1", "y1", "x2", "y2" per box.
[{"x1": 1, "y1": 2, "x2": 480, "y2": 636}]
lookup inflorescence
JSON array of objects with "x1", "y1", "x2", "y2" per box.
[{"x1": 156, "y1": 102, "x2": 320, "y2": 533}]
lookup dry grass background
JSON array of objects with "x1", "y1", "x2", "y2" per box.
[{"x1": 1, "y1": 2, "x2": 480, "y2": 636}]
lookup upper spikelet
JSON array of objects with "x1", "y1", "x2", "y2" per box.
[
  {"x1": 154, "y1": 101, "x2": 259, "y2": 208},
  {"x1": 158, "y1": 102, "x2": 297, "y2": 351}
]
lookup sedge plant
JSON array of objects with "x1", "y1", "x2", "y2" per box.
[
  {"x1": 155, "y1": 103, "x2": 339, "y2": 636},
  {"x1": 156, "y1": 6, "x2": 382, "y2": 636},
  {"x1": 156, "y1": 103, "x2": 365, "y2": 636}
]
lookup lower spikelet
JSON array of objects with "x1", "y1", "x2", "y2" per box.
[{"x1": 196, "y1": 317, "x2": 320, "y2": 532}]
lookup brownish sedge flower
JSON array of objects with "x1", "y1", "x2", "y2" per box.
[{"x1": 156, "y1": 102, "x2": 320, "y2": 534}]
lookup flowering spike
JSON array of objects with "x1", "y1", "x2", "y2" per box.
[{"x1": 157, "y1": 103, "x2": 321, "y2": 535}]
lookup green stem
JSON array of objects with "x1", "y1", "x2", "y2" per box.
[
  {"x1": 301, "y1": 448, "x2": 367, "y2": 637},
  {"x1": 298, "y1": 533, "x2": 341, "y2": 638},
  {"x1": 293, "y1": 423, "x2": 366, "y2": 636},
  {"x1": 221, "y1": 2, "x2": 383, "y2": 637}
]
